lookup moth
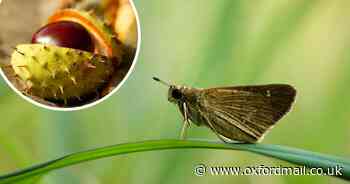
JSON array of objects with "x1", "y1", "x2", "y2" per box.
[{"x1": 153, "y1": 77, "x2": 296, "y2": 143}]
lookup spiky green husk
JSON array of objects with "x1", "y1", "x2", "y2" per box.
[{"x1": 11, "y1": 44, "x2": 114, "y2": 101}]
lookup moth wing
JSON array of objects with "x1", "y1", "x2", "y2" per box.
[{"x1": 199, "y1": 84, "x2": 296, "y2": 142}]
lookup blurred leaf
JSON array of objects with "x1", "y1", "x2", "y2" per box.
[
  {"x1": 0, "y1": 140, "x2": 349, "y2": 183},
  {"x1": 15, "y1": 175, "x2": 42, "y2": 184}
]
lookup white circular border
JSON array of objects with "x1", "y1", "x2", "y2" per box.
[{"x1": 0, "y1": 0, "x2": 142, "y2": 111}]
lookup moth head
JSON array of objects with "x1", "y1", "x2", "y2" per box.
[
  {"x1": 152, "y1": 77, "x2": 184, "y2": 103},
  {"x1": 168, "y1": 85, "x2": 184, "y2": 103}
]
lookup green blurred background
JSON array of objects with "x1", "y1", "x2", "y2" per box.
[{"x1": 0, "y1": 0, "x2": 350, "y2": 183}]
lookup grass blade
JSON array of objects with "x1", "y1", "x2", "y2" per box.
[{"x1": 0, "y1": 139, "x2": 349, "y2": 183}]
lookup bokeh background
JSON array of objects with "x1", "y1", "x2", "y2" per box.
[{"x1": 0, "y1": 0, "x2": 350, "y2": 183}]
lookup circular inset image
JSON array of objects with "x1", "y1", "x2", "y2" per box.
[{"x1": 0, "y1": 0, "x2": 141, "y2": 111}]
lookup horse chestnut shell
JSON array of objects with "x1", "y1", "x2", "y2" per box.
[{"x1": 32, "y1": 21, "x2": 94, "y2": 52}]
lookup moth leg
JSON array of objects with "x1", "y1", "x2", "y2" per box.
[{"x1": 180, "y1": 103, "x2": 190, "y2": 140}]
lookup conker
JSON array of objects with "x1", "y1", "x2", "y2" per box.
[{"x1": 32, "y1": 21, "x2": 94, "y2": 52}]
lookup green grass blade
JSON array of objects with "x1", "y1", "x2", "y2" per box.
[{"x1": 0, "y1": 140, "x2": 349, "y2": 183}]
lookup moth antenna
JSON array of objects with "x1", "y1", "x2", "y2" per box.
[{"x1": 152, "y1": 77, "x2": 171, "y2": 87}]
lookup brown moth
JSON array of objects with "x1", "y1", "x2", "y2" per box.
[{"x1": 153, "y1": 77, "x2": 296, "y2": 143}]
